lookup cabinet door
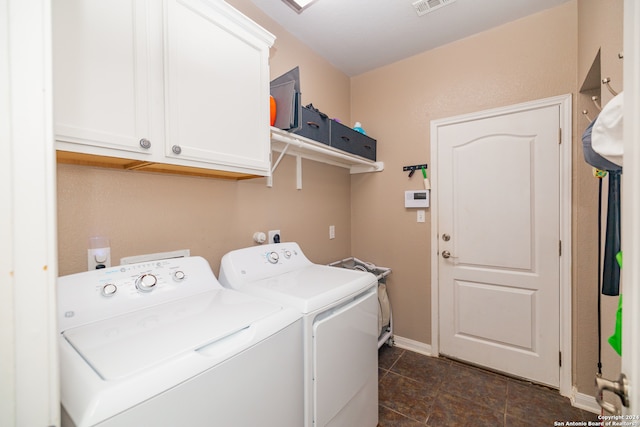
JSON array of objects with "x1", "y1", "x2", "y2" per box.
[
  {"x1": 164, "y1": 0, "x2": 273, "y2": 175},
  {"x1": 52, "y1": 0, "x2": 157, "y2": 156}
]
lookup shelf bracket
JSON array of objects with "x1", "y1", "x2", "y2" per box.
[
  {"x1": 267, "y1": 143, "x2": 290, "y2": 188},
  {"x1": 296, "y1": 155, "x2": 302, "y2": 190}
]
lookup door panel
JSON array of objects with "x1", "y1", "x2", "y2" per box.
[
  {"x1": 455, "y1": 280, "x2": 534, "y2": 350},
  {"x1": 438, "y1": 105, "x2": 560, "y2": 387},
  {"x1": 454, "y1": 135, "x2": 533, "y2": 270}
]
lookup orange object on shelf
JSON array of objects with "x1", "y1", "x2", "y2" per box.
[{"x1": 270, "y1": 95, "x2": 277, "y2": 126}]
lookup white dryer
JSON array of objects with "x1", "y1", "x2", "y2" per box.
[
  {"x1": 219, "y1": 243, "x2": 379, "y2": 427},
  {"x1": 57, "y1": 256, "x2": 303, "y2": 427}
]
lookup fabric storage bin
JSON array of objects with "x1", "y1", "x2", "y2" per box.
[
  {"x1": 329, "y1": 120, "x2": 377, "y2": 161},
  {"x1": 293, "y1": 106, "x2": 330, "y2": 145}
]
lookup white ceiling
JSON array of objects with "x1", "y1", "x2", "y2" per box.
[{"x1": 250, "y1": 0, "x2": 572, "y2": 76}]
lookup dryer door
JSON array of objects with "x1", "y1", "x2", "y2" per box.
[{"x1": 313, "y1": 288, "x2": 378, "y2": 426}]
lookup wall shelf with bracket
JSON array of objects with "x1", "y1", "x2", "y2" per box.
[{"x1": 269, "y1": 126, "x2": 384, "y2": 188}]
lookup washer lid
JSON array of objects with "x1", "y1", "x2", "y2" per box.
[
  {"x1": 236, "y1": 264, "x2": 377, "y2": 313},
  {"x1": 62, "y1": 289, "x2": 281, "y2": 380}
]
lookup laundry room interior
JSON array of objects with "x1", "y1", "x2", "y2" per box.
[
  {"x1": 59, "y1": 0, "x2": 621, "y2": 404},
  {"x1": 4, "y1": 0, "x2": 635, "y2": 426}
]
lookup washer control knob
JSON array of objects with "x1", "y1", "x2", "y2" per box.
[
  {"x1": 101, "y1": 283, "x2": 117, "y2": 297},
  {"x1": 283, "y1": 250, "x2": 292, "y2": 259},
  {"x1": 136, "y1": 273, "x2": 158, "y2": 293},
  {"x1": 267, "y1": 251, "x2": 279, "y2": 264},
  {"x1": 174, "y1": 270, "x2": 186, "y2": 281}
]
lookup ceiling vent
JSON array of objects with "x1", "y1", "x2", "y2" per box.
[{"x1": 412, "y1": 0, "x2": 457, "y2": 16}]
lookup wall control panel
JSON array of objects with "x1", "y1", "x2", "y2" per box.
[{"x1": 405, "y1": 190, "x2": 430, "y2": 208}]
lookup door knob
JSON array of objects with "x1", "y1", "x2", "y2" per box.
[
  {"x1": 595, "y1": 373, "x2": 629, "y2": 414},
  {"x1": 442, "y1": 250, "x2": 451, "y2": 259}
]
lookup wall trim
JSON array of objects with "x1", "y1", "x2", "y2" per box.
[
  {"x1": 429, "y1": 94, "x2": 573, "y2": 398},
  {"x1": 571, "y1": 388, "x2": 601, "y2": 415},
  {"x1": 392, "y1": 335, "x2": 433, "y2": 356}
]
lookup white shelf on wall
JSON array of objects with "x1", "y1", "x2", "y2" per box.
[{"x1": 269, "y1": 127, "x2": 384, "y2": 189}]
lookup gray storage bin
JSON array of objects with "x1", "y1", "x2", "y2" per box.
[
  {"x1": 293, "y1": 106, "x2": 330, "y2": 145},
  {"x1": 329, "y1": 120, "x2": 377, "y2": 161}
]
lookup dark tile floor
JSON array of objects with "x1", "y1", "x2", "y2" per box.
[{"x1": 378, "y1": 345, "x2": 600, "y2": 426}]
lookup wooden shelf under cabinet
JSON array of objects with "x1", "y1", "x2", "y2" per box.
[{"x1": 56, "y1": 151, "x2": 260, "y2": 180}]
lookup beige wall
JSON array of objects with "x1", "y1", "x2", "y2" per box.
[
  {"x1": 350, "y1": 0, "x2": 578, "y2": 345},
  {"x1": 349, "y1": 0, "x2": 623, "y2": 398},
  {"x1": 57, "y1": 155, "x2": 352, "y2": 275},
  {"x1": 56, "y1": 0, "x2": 623, "y2": 399},
  {"x1": 575, "y1": 0, "x2": 624, "y2": 397}
]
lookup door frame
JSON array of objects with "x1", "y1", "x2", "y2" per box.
[
  {"x1": 0, "y1": 0, "x2": 60, "y2": 425},
  {"x1": 430, "y1": 94, "x2": 573, "y2": 397},
  {"x1": 622, "y1": 0, "x2": 639, "y2": 413}
]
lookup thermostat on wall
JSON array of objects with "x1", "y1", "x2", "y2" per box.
[{"x1": 405, "y1": 190, "x2": 430, "y2": 208}]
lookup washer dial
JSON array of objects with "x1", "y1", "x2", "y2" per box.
[
  {"x1": 267, "y1": 251, "x2": 279, "y2": 264},
  {"x1": 101, "y1": 283, "x2": 117, "y2": 297},
  {"x1": 136, "y1": 273, "x2": 158, "y2": 293}
]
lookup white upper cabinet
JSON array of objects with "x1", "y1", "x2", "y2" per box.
[
  {"x1": 164, "y1": 0, "x2": 273, "y2": 172},
  {"x1": 53, "y1": 0, "x2": 275, "y2": 178},
  {"x1": 53, "y1": 0, "x2": 157, "y2": 155}
]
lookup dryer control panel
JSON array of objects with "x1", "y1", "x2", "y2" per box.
[
  {"x1": 57, "y1": 256, "x2": 220, "y2": 332},
  {"x1": 219, "y1": 242, "x2": 314, "y2": 287}
]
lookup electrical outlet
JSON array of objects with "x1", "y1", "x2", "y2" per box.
[
  {"x1": 268, "y1": 229, "x2": 281, "y2": 244},
  {"x1": 329, "y1": 225, "x2": 335, "y2": 239}
]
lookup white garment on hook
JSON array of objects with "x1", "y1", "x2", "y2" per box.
[{"x1": 592, "y1": 91, "x2": 624, "y2": 167}]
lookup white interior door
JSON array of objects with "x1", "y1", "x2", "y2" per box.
[{"x1": 436, "y1": 102, "x2": 562, "y2": 387}]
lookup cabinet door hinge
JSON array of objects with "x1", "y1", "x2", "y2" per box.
[
  {"x1": 559, "y1": 128, "x2": 562, "y2": 144},
  {"x1": 559, "y1": 351, "x2": 562, "y2": 367},
  {"x1": 559, "y1": 240, "x2": 562, "y2": 256}
]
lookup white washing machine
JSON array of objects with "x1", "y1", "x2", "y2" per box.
[
  {"x1": 219, "y1": 243, "x2": 379, "y2": 427},
  {"x1": 57, "y1": 256, "x2": 303, "y2": 427}
]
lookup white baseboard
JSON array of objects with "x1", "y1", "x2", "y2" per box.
[
  {"x1": 571, "y1": 387, "x2": 601, "y2": 415},
  {"x1": 392, "y1": 336, "x2": 601, "y2": 415},
  {"x1": 392, "y1": 335, "x2": 433, "y2": 356}
]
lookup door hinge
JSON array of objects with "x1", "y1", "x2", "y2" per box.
[
  {"x1": 558, "y1": 128, "x2": 562, "y2": 144},
  {"x1": 559, "y1": 351, "x2": 562, "y2": 367},
  {"x1": 559, "y1": 240, "x2": 562, "y2": 256}
]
